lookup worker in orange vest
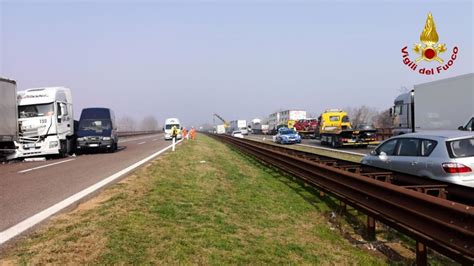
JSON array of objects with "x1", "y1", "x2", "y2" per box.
[
  {"x1": 182, "y1": 127, "x2": 187, "y2": 140},
  {"x1": 190, "y1": 127, "x2": 196, "y2": 140}
]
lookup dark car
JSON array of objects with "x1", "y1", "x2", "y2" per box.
[
  {"x1": 76, "y1": 108, "x2": 118, "y2": 153},
  {"x1": 354, "y1": 124, "x2": 375, "y2": 131}
]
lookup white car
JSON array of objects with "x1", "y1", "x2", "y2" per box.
[
  {"x1": 231, "y1": 131, "x2": 244, "y2": 138},
  {"x1": 361, "y1": 130, "x2": 474, "y2": 187}
]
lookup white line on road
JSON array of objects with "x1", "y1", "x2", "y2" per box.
[
  {"x1": 0, "y1": 139, "x2": 183, "y2": 245},
  {"x1": 137, "y1": 142, "x2": 146, "y2": 145},
  {"x1": 18, "y1": 159, "x2": 76, "y2": 174}
]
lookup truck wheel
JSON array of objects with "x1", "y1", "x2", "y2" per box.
[
  {"x1": 58, "y1": 140, "x2": 67, "y2": 158},
  {"x1": 66, "y1": 137, "x2": 74, "y2": 155}
]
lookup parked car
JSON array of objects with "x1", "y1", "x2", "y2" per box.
[
  {"x1": 275, "y1": 127, "x2": 301, "y2": 144},
  {"x1": 361, "y1": 130, "x2": 474, "y2": 188},
  {"x1": 354, "y1": 124, "x2": 376, "y2": 131},
  {"x1": 231, "y1": 131, "x2": 244, "y2": 138}
]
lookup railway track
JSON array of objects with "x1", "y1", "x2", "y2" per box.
[{"x1": 210, "y1": 134, "x2": 474, "y2": 265}]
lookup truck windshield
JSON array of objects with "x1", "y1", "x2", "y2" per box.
[
  {"x1": 79, "y1": 119, "x2": 112, "y2": 131},
  {"x1": 165, "y1": 124, "x2": 179, "y2": 130},
  {"x1": 18, "y1": 103, "x2": 54, "y2": 118}
]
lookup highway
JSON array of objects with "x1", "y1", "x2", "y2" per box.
[
  {"x1": 0, "y1": 133, "x2": 171, "y2": 236},
  {"x1": 244, "y1": 134, "x2": 374, "y2": 155}
]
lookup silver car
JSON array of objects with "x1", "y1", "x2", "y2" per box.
[{"x1": 361, "y1": 130, "x2": 474, "y2": 188}]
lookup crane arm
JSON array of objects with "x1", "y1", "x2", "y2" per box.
[{"x1": 213, "y1": 113, "x2": 229, "y2": 127}]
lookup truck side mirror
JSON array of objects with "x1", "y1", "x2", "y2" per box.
[
  {"x1": 57, "y1": 116, "x2": 62, "y2": 123},
  {"x1": 389, "y1": 108, "x2": 393, "y2": 117},
  {"x1": 458, "y1": 126, "x2": 465, "y2": 130}
]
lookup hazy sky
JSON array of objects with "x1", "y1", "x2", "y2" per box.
[{"x1": 1, "y1": 0, "x2": 473, "y2": 127}]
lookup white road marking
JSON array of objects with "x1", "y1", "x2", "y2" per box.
[
  {"x1": 18, "y1": 159, "x2": 75, "y2": 174},
  {"x1": 137, "y1": 142, "x2": 146, "y2": 145},
  {"x1": 0, "y1": 139, "x2": 183, "y2": 245}
]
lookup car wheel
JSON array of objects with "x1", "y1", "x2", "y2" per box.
[{"x1": 112, "y1": 141, "x2": 118, "y2": 152}]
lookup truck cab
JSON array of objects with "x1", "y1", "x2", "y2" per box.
[
  {"x1": 76, "y1": 108, "x2": 118, "y2": 152},
  {"x1": 16, "y1": 87, "x2": 74, "y2": 158},
  {"x1": 317, "y1": 109, "x2": 352, "y2": 134},
  {"x1": 164, "y1": 118, "x2": 182, "y2": 140}
]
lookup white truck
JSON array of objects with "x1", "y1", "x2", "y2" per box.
[
  {"x1": 164, "y1": 118, "x2": 182, "y2": 140},
  {"x1": 268, "y1": 110, "x2": 307, "y2": 134},
  {"x1": 248, "y1": 118, "x2": 270, "y2": 135},
  {"x1": 249, "y1": 118, "x2": 262, "y2": 134},
  {"x1": 392, "y1": 73, "x2": 473, "y2": 135},
  {"x1": 230, "y1": 120, "x2": 248, "y2": 135},
  {"x1": 0, "y1": 77, "x2": 19, "y2": 160},
  {"x1": 14, "y1": 87, "x2": 75, "y2": 158},
  {"x1": 216, "y1": 124, "x2": 226, "y2": 134}
]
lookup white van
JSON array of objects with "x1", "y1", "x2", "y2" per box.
[{"x1": 164, "y1": 118, "x2": 182, "y2": 140}]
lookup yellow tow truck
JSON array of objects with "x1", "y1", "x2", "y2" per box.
[{"x1": 315, "y1": 109, "x2": 380, "y2": 148}]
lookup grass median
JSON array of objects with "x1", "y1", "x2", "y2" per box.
[{"x1": 2, "y1": 134, "x2": 388, "y2": 264}]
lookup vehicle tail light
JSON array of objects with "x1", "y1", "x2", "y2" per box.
[{"x1": 442, "y1": 163, "x2": 472, "y2": 174}]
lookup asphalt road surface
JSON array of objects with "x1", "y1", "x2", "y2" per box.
[
  {"x1": 245, "y1": 134, "x2": 375, "y2": 155},
  {"x1": 0, "y1": 134, "x2": 170, "y2": 234}
]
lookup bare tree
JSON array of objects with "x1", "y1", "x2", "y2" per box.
[
  {"x1": 139, "y1": 115, "x2": 159, "y2": 131},
  {"x1": 373, "y1": 109, "x2": 393, "y2": 128},
  {"x1": 345, "y1": 105, "x2": 379, "y2": 127},
  {"x1": 117, "y1": 116, "x2": 137, "y2": 132}
]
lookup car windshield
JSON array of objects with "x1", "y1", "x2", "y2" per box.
[
  {"x1": 18, "y1": 103, "x2": 54, "y2": 118},
  {"x1": 356, "y1": 124, "x2": 375, "y2": 130},
  {"x1": 165, "y1": 124, "x2": 179, "y2": 130},
  {"x1": 281, "y1": 129, "x2": 296, "y2": 135},
  {"x1": 79, "y1": 119, "x2": 111, "y2": 131},
  {"x1": 447, "y1": 137, "x2": 474, "y2": 158}
]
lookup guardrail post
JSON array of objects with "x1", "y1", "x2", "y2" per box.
[
  {"x1": 172, "y1": 137, "x2": 176, "y2": 152},
  {"x1": 366, "y1": 216, "x2": 376, "y2": 241},
  {"x1": 416, "y1": 242, "x2": 427, "y2": 266}
]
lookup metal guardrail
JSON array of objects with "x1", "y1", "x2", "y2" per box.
[
  {"x1": 117, "y1": 130, "x2": 162, "y2": 137},
  {"x1": 210, "y1": 134, "x2": 474, "y2": 265}
]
